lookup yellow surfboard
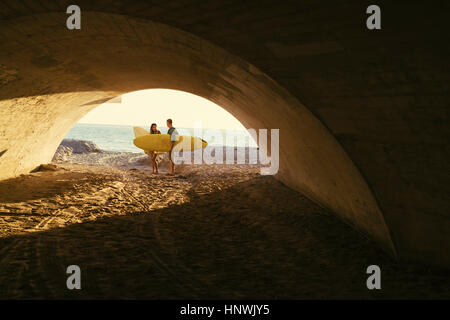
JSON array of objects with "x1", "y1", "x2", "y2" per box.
[
  {"x1": 133, "y1": 126, "x2": 165, "y2": 154},
  {"x1": 133, "y1": 126, "x2": 150, "y2": 138},
  {"x1": 132, "y1": 127, "x2": 207, "y2": 152}
]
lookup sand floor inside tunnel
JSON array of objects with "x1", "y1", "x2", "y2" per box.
[{"x1": 0, "y1": 155, "x2": 449, "y2": 299}]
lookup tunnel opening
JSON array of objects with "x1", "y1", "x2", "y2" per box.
[
  {"x1": 56, "y1": 88, "x2": 265, "y2": 173},
  {"x1": 64, "y1": 89, "x2": 258, "y2": 151}
]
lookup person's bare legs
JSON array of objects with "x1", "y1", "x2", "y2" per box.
[
  {"x1": 151, "y1": 153, "x2": 158, "y2": 174},
  {"x1": 145, "y1": 150, "x2": 155, "y2": 173},
  {"x1": 168, "y1": 142, "x2": 175, "y2": 175},
  {"x1": 169, "y1": 160, "x2": 175, "y2": 175}
]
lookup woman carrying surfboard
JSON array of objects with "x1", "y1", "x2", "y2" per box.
[{"x1": 147, "y1": 123, "x2": 161, "y2": 174}]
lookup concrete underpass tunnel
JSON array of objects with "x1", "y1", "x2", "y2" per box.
[{"x1": 0, "y1": 10, "x2": 448, "y2": 268}]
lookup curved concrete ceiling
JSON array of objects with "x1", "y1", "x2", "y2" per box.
[{"x1": 0, "y1": 1, "x2": 449, "y2": 267}]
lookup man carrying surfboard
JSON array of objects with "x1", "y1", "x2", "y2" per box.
[{"x1": 166, "y1": 118, "x2": 179, "y2": 175}]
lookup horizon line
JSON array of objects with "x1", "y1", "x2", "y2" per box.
[{"x1": 75, "y1": 122, "x2": 251, "y2": 131}]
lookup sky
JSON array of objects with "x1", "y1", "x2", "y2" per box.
[{"x1": 79, "y1": 89, "x2": 247, "y2": 130}]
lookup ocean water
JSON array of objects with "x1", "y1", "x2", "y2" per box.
[{"x1": 64, "y1": 123, "x2": 257, "y2": 153}]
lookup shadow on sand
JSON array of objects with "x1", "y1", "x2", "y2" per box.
[
  {"x1": 0, "y1": 169, "x2": 115, "y2": 203},
  {"x1": 0, "y1": 177, "x2": 449, "y2": 300}
]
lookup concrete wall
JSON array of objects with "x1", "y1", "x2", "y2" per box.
[{"x1": 0, "y1": 1, "x2": 449, "y2": 267}]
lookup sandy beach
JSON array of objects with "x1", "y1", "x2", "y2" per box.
[{"x1": 0, "y1": 145, "x2": 449, "y2": 299}]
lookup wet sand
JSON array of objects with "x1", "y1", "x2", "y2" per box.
[{"x1": 0, "y1": 152, "x2": 449, "y2": 299}]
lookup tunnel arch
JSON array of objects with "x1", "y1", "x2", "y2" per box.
[{"x1": 6, "y1": 10, "x2": 440, "y2": 262}]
